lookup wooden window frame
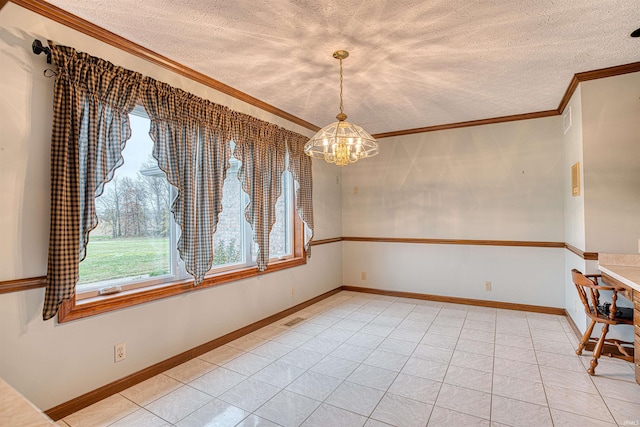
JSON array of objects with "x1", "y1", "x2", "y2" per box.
[{"x1": 58, "y1": 211, "x2": 306, "y2": 323}]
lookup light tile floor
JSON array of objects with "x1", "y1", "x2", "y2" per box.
[{"x1": 58, "y1": 291, "x2": 640, "y2": 426}]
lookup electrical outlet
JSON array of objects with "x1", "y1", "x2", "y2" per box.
[
  {"x1": 361, "y1": 272, "x2": 366, "y2": 280},
  {"x1": 114, "y1": 343, "x2": 126, "y2": 362},
  {"x1": 290, "y1": 287, "x2": 295, "y2": 297},
  {"x1": 354, "y1": 186, "x2": 359, "y2": 195},
  {"x1": 484, "y1": 281, "x2": 492, "y2": 291},
  {"x1": 575, "y1": 299, "x2": 580, "y2": 313}
]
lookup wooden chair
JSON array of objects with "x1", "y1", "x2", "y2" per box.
[{"x1": 572, "y1": 269, "x2": 634, "y2": 375}]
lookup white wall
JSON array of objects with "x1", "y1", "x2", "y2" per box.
[
  {"x1": 342, "y1": 117, "x2": 566, "y2": 307},
  {"x1": 562, "y1": 87, "x2": 586, "y2": 252},
  {"x1": 344, "y1": 242, "x2": 565, "y2": 307},
  {"x1": 582, "y1": 72, "x2": 640, "y2": 254},
  {"x1": 562, "y1": 72, "x2": 640, "y2": 339},
  {"x1": 343, "y1": 118, "x2": 564, "y2": 240},
  {"x1": 580, "y1": 72, "x2": 640, "y2": 341},
  {"x1": 312, "y1": 167, "x2": 343, "y2": 242},
  {"x1": 564, "y1": 251, "x2": 587, "y2": 329},
  {"x1": 561, "y1": 86, "x2": 588, "y2": 329},
  {"x1": 0, "y1": 3, "x2": 342, "y2": 410}
]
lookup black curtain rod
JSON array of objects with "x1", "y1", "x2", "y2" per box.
[{"x1": 32, "y1": 39, "x2": 51, "y2": 64}]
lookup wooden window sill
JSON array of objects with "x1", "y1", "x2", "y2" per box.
[{"x1": 58, "y1": 256, "x2": 307, "y2": 323}]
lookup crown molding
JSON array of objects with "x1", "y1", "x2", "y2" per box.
[
  {"x1": 372, "y1": 110, "x2": 558, "y2": 139},
  {"x1": 10, "y1": 0, "x2": 320, "y2": 132},
  {"x1": 374, "y1": 61, "x2": 640, "y2": 139},
  {"x1": 556, "y1": 61, "x2": 640, "y2": 114}
]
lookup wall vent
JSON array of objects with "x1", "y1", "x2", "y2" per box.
[{"x1": 282, "y1": 317, "x2": 306, "y2": 327}]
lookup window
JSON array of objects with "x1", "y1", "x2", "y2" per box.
[
  {"x1": 78, "y1": 110, "x2": 176, "y2": 297},
  {"x1": 43, "y1": 45, "x2": 314, "y2": 322},
  {"x1": 76, "y1": 108, "x2": 301, "y2": 303},
  {"x1": 210, "y1": 153, "x2": 294, "y2": 273}
]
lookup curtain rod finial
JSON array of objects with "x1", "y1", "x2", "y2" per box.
[{"x1": 32, "y1": 39, "x2": 51, "y2": 64}]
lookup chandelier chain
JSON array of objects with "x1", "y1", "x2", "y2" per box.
[{"x1": 339, "y1": 57, "x2": 344, "y2": 115}]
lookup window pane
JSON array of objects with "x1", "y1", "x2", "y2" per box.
[
  {"x1": 212, "y1": 158, "x2": 245, "y2": 267},
  {"x1": 269, "y1": 170, "x2": 293, "y2": 258},
  {"x1": 78, "y1": 113, "x2": 172, "y2": 291},
  {"x1": 248, "y1": 170, "x2": 293, "y2": 262}
]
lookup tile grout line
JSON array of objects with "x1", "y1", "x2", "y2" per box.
[
  {"x1": 333, "y1": 298, "x2": 425, "y2": 425},
  {"x1": 320, "y1": 299, "x2": 380, "y2": 418},
  {"x1": 314, "y1": 296, "x2": 451, "y2": 425},
  {"x1": 528, "y1": 313, "x2": 556, "y2": 427},
  {"x1": 488, "y1": 307, "x2": 497, "y2": 425},
  {"x1": 417, "y1": 303, "x2": 449, "y2": 426},
  {"x1": 241, "y1": 294, "x2": 399, "y2": 425},
  {"x1": 308, "y1": 295, "x2": 415, "y2": 425},
  {"x1": 275, "y1": 305, "x2": 367, "y2": 426},
  {"x1": 425, "y1": 305, "x2": 467, "y2": 425},
  {"x1": 364, "y1": 302, "x2": 442, "y2": 425}
]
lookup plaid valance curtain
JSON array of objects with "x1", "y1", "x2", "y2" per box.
[
  {"x1": 234, "y1": 119, "x2": 288, "y2": 271},
  {"x1": 44, "y1": 44, "x2": 142, "y2": 320},
  {"x1": 43, "y1": 42, "x2": 314, "y2": 320},
  {"x1": 286, "y1": 132, "x2": 315, "y2": 254},
  {"x1": 142, "y1": 79, "x2": 231, "y2": 284}
]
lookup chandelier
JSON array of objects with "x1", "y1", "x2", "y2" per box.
[{"x1": 304, "y1": 50, "x2": 379, "y2": 166}]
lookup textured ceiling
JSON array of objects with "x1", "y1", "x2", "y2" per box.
[{"x1": 47, "y1": 0, "x2": 640, "y2": 135}]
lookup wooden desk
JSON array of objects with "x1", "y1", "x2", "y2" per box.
[{"x1": 599, "y1": 264, "x2": 640, "y2": 384}]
